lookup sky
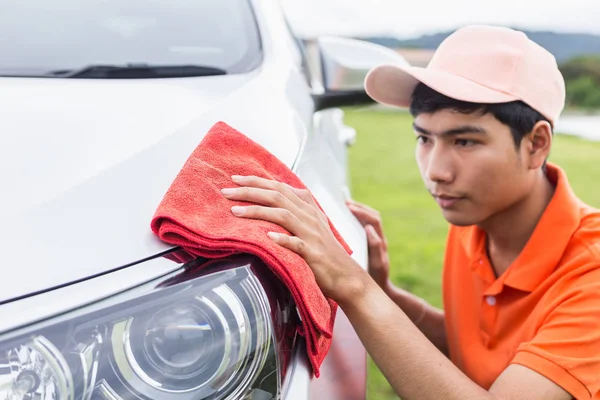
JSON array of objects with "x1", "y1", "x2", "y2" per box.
[{"x1": 281, "y1": 0, "x2": 600, "y2": 39}]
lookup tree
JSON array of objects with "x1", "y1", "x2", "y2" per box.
[{"x1": 559, "y1": 56, "x2": 600, "y2": 110}]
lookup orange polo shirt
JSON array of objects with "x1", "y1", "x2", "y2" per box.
[{"x1": 443, "y1": 163, "x2": 600, "y2": 399}]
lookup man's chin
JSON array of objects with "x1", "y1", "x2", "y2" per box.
[{"x1": 440, "y1": 210, "x2": 479, "y2": 227}]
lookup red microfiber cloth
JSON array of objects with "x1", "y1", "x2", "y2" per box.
[{"x1": 150, "y1": 121, "x2": 352, "y2": 377}]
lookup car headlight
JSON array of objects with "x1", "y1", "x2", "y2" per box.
[{"x1": 0, "y1": 255, "x2": 292, "y2": 400}]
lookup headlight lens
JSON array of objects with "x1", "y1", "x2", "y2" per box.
[
  {"x1": 0, "y1": 256, "x2": 283, "y2": 400},
  {"x1": 0, "y1": 336, "x2": 75, "y2": 400}
]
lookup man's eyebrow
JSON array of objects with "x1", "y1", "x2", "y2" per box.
[{"x1": 412, "y1": 123, "x2": 487, "y2": 136}]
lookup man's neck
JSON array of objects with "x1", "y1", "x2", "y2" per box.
[{"x1": 478, "y1": 170, "x2": 556, "y2": 278}]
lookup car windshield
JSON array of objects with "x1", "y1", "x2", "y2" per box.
[{"x1": 0, "y1": 0, "x2": 262, "y2": 78}]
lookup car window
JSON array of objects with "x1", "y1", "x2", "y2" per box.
[{"x1": 0, "y1": 0, "x2": 262, "y2": 77}]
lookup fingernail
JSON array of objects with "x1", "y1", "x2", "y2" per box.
[
  {"x1": 267, "y1": 232, "x2": 281, "y2": 240},
  {"x1": 221, "y1": 188, "x2": 236, "y2": 196},
  {"x1": 231, "y1": 206, "x2": 246, "y2": 215},
  {"x1": 231, "y1": 175, "x2": 245, "y2": 182}
]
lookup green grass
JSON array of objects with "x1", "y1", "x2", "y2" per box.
[{"x1": 342, "y1": 107, "x2": 600, "y2": 400}]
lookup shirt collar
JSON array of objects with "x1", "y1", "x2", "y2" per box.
[{"x1": 460, "y1": 162, "x2": 582, "y2": 292}]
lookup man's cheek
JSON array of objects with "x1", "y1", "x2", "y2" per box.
[
  {"x1": 483, "y1": 166, "x2": 517, "y2": 205},
  {"x1": 415, "y1": 157, "x2": 429, "y2": 183}
]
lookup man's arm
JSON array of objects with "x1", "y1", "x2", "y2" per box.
[
  {"x1": 346, "y1": 200, "x2": 448, "y2": 354},
  {"x1": 340, "y1": 272, "x2": 573, "y2": 400},
  {"x1": 382, "y1": 281, "x2": 449, "y2": 356}
]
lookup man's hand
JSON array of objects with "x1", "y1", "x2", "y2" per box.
[
  {"x1": 221, "y1": 175, "x2": 365, "y2": 303},
  {"x1": 346, "y1": 199, "x2": 391, "y2": 289}
]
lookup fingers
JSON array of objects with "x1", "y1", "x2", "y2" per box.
[
  {"x1": 222, "y1": 185, "x2": 305, "y2": 217},
  {"x1": 347, "y1": 202, "x2": 386, "y2": 240},
  {"x1": 365, "y1": 224, "x2": 390, "y2": 284},
  {"x1": 365, "y1": 224, "x2": 384, "y2": 256},
  {"x1": 267, "y1": 232, "x2": 307, "y2": 256},
  {"x1": 230, "y1": 205, "x2": 308, "y2": 236},
  {"x1": 347, "y1": 203, "x2": 380, "y2": 222},
  {"x1": 347, "y1": 203, "x2": 373, "y2": 224},
  {"x1": 223, "y1": 176, "x2": 329, "y2": 228},
  {"x1": 229, "y1": 175, "x2": 315, "y2": 214},
  {"x1": 287, "y1": 185, "x2": 330, "y2": 224},
  {"x1": 288, "y1": 185, "x2": 317, "y2": 207},
  {"x1": 346, "y1": 198, "x2": 379, "y2": 214},
  {"x1": 346, "y1": 199, "x2": 378, "y2": 218}
]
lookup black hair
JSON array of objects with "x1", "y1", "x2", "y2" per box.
[{"x1": 409, "y1": 83, "x2": 552, "y2": 148}]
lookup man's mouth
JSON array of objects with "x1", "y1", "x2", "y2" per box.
[{"x1": 432, "y1": 194, "x2": 464, "y2": 209}]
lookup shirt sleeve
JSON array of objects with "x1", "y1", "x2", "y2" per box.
[{"x1": 511, "y1": 273, "x2": 600, "y2": 400}]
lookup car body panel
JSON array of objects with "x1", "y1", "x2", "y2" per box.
[
  {"x1": 0, "y1": 3, "x2": 319, "y2": 303},
  {"x1": 309, "y1": 310, "x2": 367, "y2": 399}
]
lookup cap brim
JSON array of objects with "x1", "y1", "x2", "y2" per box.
[{"x1": 364, "y1": 64, "x2": 519, "y2": 108}]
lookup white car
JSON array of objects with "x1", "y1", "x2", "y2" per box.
[{"x1": 0, "y1": 0, "x2": 407, "y2": 398}]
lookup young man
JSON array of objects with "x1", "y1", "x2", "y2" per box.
[{"x1": 221, "y1": 25, "x2": 600, "y2": 399}]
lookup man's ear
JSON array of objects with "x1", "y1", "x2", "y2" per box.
[{"x1": 524, "y1": 121, "x2": 553, "y2": 170}]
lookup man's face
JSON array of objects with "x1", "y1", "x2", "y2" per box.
[{"x1": 414, "y1": 109, "x2": 533, "y2": 227}]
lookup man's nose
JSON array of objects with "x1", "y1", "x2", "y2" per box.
[{"x1": 425, "y1": 145, "x2": 455, "y2": 184}]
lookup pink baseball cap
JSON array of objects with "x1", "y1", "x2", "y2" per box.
[{"x1": 364, "y1": 25, "x2": 566, "y2": 125}]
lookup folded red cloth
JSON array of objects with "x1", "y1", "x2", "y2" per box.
[{"x1": 150, "y1": 121, "x2": 352, "y2": 377}]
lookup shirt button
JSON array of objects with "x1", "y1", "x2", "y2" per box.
[{"x1": 485, "y1": 296, "x2": 497, "y2": 306}]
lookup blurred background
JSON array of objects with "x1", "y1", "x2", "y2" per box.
[{"x1": 282, "y1": 2, "x2": 600, "y2": 399}]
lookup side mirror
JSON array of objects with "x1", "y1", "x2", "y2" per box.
[{"x1": 312, "y1": 36, "x2": 410, "y2": 111}]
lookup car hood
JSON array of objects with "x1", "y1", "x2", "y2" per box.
[{"x1": 0, "y1": 72, "x2": 311, "y2": 303}]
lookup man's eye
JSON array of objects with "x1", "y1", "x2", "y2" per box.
[
  {"x1": 416, "y1": 135, "x2": 429, "y2": 144},
  {"x1": 455, "y1": 139, "x2": 476, "y2": 147}
]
